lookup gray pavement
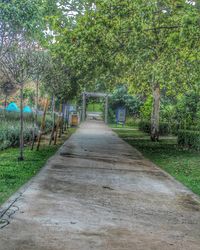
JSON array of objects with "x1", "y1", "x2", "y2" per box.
[{"x1": 0, "y1": 120, "x2": 200, "y2": 250}]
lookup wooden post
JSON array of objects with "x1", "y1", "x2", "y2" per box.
[
  {"x1": 36, "y1": 99, "x2": 49, "y2": 151},
  {"x1": 49, "y1": 95, "x2": 56, "y2": 146},
  {"x1": 82, "y1": 92, "x2": 86, "y2": 121},
  {"x1": 31, "y1": 80, "x2": 40, "y2": 150},
  {"x1": 54, "y1": 103, "x2": 62, "y2": 145},
  {"x1": 49, "y1": 123, "x2": 56, "y2": 145},
  {"x1": 105, "y1": 95, "x2": 108, "y2": 124},
  {"x1": 18, "y1": 84, "x2": 24, "y2": 161},
  {"x1": 59, "y1": 104, "x2": 63, "y2": 138},
  {"x1": 63, "y1": 104, "x2": 67, "y2": 131}
]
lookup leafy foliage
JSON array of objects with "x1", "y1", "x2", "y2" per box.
[
  {"x1": 109, "y1": 85, "x2": 143, "y2": 116},
  {"x1": 178, "y1": 130, "x2": 200, "y2": 150},
  {"x1": 0, "y1": 121, "x2": 34, "y2": 150},
  {"x1": 0, "y1": 111, "x2": 54, "y2": 150},
  {"x1": 174, "y1": 91, "x2": 200, "y2": 129},
  {"x1": 139, "y1": 120, "x2": 170, "y2": 135}
]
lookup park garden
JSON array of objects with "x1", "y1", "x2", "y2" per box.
[{"x1": 0, "y1": 0, "x2": 200, "y2": 204}]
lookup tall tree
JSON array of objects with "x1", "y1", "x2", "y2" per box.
[
  {"x1": 0, "y1": 76, "x2": 16, "y2": 107},
  {"x1": 0, "y1": 34, "x2": 37, "y2": 160},
  {"x1": 50, "y1": 0, "x2": 200, "y2": 140}
]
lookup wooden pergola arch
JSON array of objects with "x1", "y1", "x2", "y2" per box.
[{"x1": 82, "y1": 92, "x2": 109, "y2": 124}]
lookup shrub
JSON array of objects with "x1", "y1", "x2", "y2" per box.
[
  {"x1": 140, "y1": 96, "x2": 153, "y2": 120},
  {"x1": 0, "y1": 115, "x2": 54, "y2": 150},
  {"x1": 139, "y1": 121, "x2": 151, "y2": 133},
  {"x1": 139, "y1": 120, "x2": 170, "y2": 135},
  {"x1": 38, "y1": 114, "x2": 54, "y2": 133},
  {"x1": 0, "y1": 110, "x2": 34, "y2": 122},
  {"x1": 177, "y1": 130, "x2": 200, "y2": 150},
  {"x1": 125, "y1": 117, "x2": 139, "y2": 127},
  {"x1": 0, "y1": 121, "x2": 37, "y2": 150}
]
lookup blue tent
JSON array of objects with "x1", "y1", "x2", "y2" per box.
[
  {"x1": 23, "y1": 106, "x2": 32, "y2": 113},
  {"x1": 6, "y1": 102, "x2": 19, "y2": 112}
]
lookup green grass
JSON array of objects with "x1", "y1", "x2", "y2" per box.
[
  {"x1": 109, "y1": 117, "x2": 140, "y2": 129},
  {"x1": 0, "y1": 128, "x2": 75, "y2": 205},
  {"x1": 109, "y1": 124, "x2": 138, "y2": 129},
  {"x1": 112, "y1": 127, "x2": 200, "y2": 196},
  {"x1": 87, "y1": 103, "x2": 102, "y2": 112}
]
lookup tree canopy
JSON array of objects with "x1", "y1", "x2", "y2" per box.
[{"x1": 0, "y1": 0, "x2": 200, "y2": 141}]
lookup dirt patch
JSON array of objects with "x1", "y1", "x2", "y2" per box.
[
  {"x1": 177, "y1": 194, "x2": 200, "y2": 211},
  {"x1": 102, "y1": 186, "x2": 114, "y2": 191}
]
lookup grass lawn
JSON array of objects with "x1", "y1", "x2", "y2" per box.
[
  {"x1": 113, "y1": 127, "x2": 200, "y2": 196},
  {"x1": 87, "y1": 103, "x2": 102, "y2": 112},
  {"x1": 109, "y1": 124, "x2": 138, "y2": 129},
  {"x1": 0, "y1": 128, "x2": 75, "y2": 205}
]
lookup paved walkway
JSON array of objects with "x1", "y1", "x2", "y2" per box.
[{"x1": 0, "y1": 121, "x2": 200, "y2": 250}]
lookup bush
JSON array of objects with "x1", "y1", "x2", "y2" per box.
[
  {"x1": 0, "y1": 121, "x2": 37, "y2": 150},
  {"x1": 38, "y1": 114, "x2": 54, "y2": 133},
  {"x1": 125, "y1": 117, "x2": 139, "y2": 127},
  {"x1": 177, "y1": 130, "x2": 200, "y2": 150},
  {"x1": 0, "y1": 110, "x2": 34, "y2": 122},
  {"x1": 108, "y1": 108, "x2": 116, "y2": 123},
  {"x1": 140, "y1": 96, "x2": 153, "y2": 120},
  {"x1": 139, "y1": 121, "x2": 151, "y2": 133},
  {"x1": 0, "y1": 114, "x2": 54, "y2": 150},
  {"x1": 139, "y1": 121, "x2": 170, "y2": 135}
]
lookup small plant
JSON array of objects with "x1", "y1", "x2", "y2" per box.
[
  {"x1": 178, "y1": 130, "x2": 200, "y2": 151},
  {"x1": 0, "y1": 112, "x2": 54, "y2": 150},
  {"x1": 139, "y1": 120, "x2": 170, "y2": 135},
  {"x1": 0, "y1": 121, "x2": 36, "y2": 150}
]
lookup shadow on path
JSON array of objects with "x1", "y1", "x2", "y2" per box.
[{"x1": 0, "y1": 120, "x2": 200, "y2": 250}]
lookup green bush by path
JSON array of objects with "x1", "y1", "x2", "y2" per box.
[
  {"x1": 0, "y1": 121, "x2": 36, "y2": 150},
  {"x1": 125, "y1": 117, "x2": 139, "y2": 127},
  {"x1": 113, "y1": 127, "x2": 200, "y2": 196},
  {"x1": 138, "y1": 120, "x2": 170, "y2": 135},
  {"x1": 0, "y1": 113, "x2": 54, "y2": 150},
  {"x1": 178, "y1": 130, "x2": 200, "y2": 151}
]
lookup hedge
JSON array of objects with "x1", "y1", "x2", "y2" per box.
[
  {"x1": 0, "y1": 121, "x2": 36, "y2": 150},
  {"x1": 138, "y1": 121, "x2": 170, "y2": 135},
  {"x1": 0, "y1": 116, "x2": 54, "y2": 150},
  {"x1": 177, "y1": 130, "x2": 200, "y2": 150}
]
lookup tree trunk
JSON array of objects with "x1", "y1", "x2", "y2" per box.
[
  {"x1": 52, "y1": 95, "x2": 55, "y2": 126},
  {"x1": 63, "y1": 104, "x2": 67, "y2": 131},
  {"x1": 31, "y1": 80, "x2": 39, "y2": 150},
  {"x1": 19, "y1": 84, "x2": 24, "y2": 161},
  {"x1": 58, "y1": 104, "x2": 63, "y2": 138},
  {"x1": 49, "y1": 95, "x2": 56, "y2": 145},
  {"x1": 4, "y1": 95, "x2": 7, "y2": 108},
  {"x1": 151, "y1": 83, "x2": 160, "y2": 141},
  {"x1": 35, "y1": 80, "x2": 39, "y2": 126},
  {"x1": 36, "y1": 99, "x2": 49, "y2": 151}
]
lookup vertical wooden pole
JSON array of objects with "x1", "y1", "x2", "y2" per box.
[
  {"x1": 82, "y1": 92, "x2": 86, "y2": 121},
  {"x1": 31, "y1": 80, "x2": 39, "y2": 150},
  {"x1": 49, "y1": 123, "x2": 56, "y2": 145},
  {"x1": 59, "y1": 104, "x2": 63, "y2": 138},
  {"x1": 54, "y1": 103, "x2": 62, "y2": 145},
  {"x1": 36, "y1": 99, "x2": 49, "y2": 151},
  {"x1": 105, "y1": 95, "x2": 108, "y2": 124},
  {"x1": 18, "y1": 84, "x2": 24, "y2": 161},
  {"x1": 63, "y1": 104, "x2": 67, "y2": 131},
  {"x1": 49, "y1": 95, "x2": 56, "y2": 145}
]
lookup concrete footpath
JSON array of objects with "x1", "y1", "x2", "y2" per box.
[{"x1": 0, "y1": 121, "x2": 200, "y2": 250}]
